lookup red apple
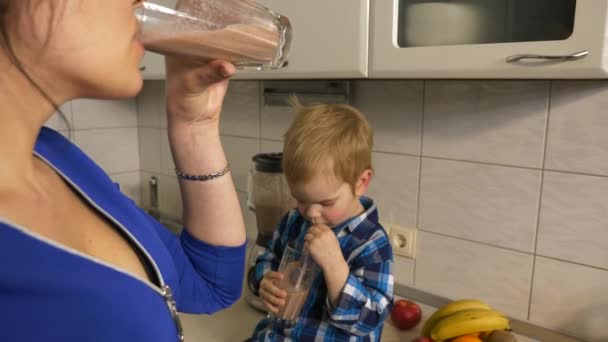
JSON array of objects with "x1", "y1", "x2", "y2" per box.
[{"x1": 390, "y1": 299, "x2": 422, "y2": 330}]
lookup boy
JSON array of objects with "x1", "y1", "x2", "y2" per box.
[{"x1": 248, "y1": 99, "x2": 394, "y2": 341}]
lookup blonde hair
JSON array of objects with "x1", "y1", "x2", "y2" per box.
[{"x1": 283, "y1": 97, "x2": 373, "y2": 193}]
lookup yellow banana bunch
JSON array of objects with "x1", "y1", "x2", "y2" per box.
[
  {"x1": 430, "y1": 308, "x2": 510, "y2": 342},
  {"x1": 421, "y1": 299, "x2": 492, "y2": 337}
]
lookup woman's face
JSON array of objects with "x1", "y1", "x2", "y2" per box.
[{"x1": 6, "y1": 0, "x2": 145, "y2": 100}]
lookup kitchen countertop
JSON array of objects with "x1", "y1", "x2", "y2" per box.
[
  {"x1": 180, "y1": 294, "x2": 538, "y2": 342},
  {"x1": 178, "y1": 242, "x2": 541, "y2": 341}
]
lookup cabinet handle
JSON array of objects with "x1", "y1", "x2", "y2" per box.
[
  {"x1": 139, "y1": 65, "x2": 147, "y2": 71},
  {"x1": 506, "y1": 50, "x2": 588, "y2": 63}
]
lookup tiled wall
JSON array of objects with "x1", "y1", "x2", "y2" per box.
[
  {"x1": 137, "y1": 80, "x2": 608, "y2": 341},
  {"x1": 45, "y1": 99, "x2": 142, "y2": 205}
]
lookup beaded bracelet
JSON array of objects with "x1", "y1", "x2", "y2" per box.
[{"x1": 175, "y1": 164, "x2": 230, "y2": 181}]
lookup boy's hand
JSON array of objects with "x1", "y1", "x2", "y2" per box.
[
  {"x1": 304, "y1": 224, "x2": 346, "y2": 272},
  {"x1": 259, "y1": 271, "x2": 287, "y2": 314},
  {"x1": 305, "y1": 223, "x2": 350, "y2": 307}
]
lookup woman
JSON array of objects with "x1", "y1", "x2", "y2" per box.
[{"x1": 0, "y1": 1, "x2": 247, "y2": 341}]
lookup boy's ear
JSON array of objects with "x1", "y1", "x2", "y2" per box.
[{"x1": 355, "y1": 169, "x2": 373, "y2": 197}]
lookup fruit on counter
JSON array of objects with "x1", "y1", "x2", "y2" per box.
[
  {"x1": 390, "y1": 299, "x2": 422, "y2": 330},
  {"x1": 478, "y1": 331, "x2": 492, "y2": 340},
  {"x1": 485, "y1": 330, "x2": 518, "y2": 342},
  {"x1": 411, "y1": 337, "x2": 434, "y2": 342},
  {"x1": 429, "y1": 309, "x2": 510, "y2": 342},
  {"x1": 449, "y1": 334, "x2": 482, "y2": 342},
  {"x1": 421, "y1": 299, "x2": 492, "y2": 337}
]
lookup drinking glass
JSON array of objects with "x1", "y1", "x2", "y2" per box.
[
  {"x1": 270, "y1": 243, "x2": 318, "y2": 327},
  {"x1": 135, "y1": 0, "x2": 292, "y2": 69}
]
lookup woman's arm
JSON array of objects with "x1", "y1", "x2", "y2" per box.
[{"x1": 164, "y1": 58, "x2": 246, "y2": 247}]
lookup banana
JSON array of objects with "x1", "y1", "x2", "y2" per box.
[
  {"x1": 430, "y1": 309, "x2": 510, "y2": 342},
  {"x1": 420, "y1": 299, "x2": 492, "y2": 337}
]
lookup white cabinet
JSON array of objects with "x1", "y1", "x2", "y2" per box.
[
  {"x1": 142, "y1": 0, "x2": 608, "y2": 79},
  {"x1": 236, "y1": 0, "x2": 369, "y2": 79},
  {"x1": 370, "y1": 0, "x2": 608, "y2": 79},
  {"x1": 141, "y1": 0, "x2": 369, "y2": 80}
]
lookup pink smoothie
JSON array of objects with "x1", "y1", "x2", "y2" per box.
[
  {"x1": 277, "y1": 287, "x2": 309, "y2": 322},
  {"x1": 142, "y1": 23, "x2": 279, "y2": 64},
  {"x1": 276, "y1": 261, "x2": 313, "y2": 322}
]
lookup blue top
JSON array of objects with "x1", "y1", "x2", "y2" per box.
[
  {"x1": 0, "y1": 127, "x2": 247, "y2": 342},
  {"x1": 249, "y1": 198, "x2": 394, "y2": 341}
]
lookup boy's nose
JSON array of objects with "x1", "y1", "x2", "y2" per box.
[{"x1": 304, "y1": 205, "x2": 321, "y2": 222}]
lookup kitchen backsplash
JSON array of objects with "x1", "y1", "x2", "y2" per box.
[
  {"x1": 45, "y1": 99, "x2": 142, "y2": 206},
  {"x1": 47, "y1": 80, "x2": 608, "y2": 341}
]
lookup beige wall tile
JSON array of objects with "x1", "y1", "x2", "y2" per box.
[
  {"x1": 158, "y1": 174, "x2": 182, "y2": 221},
  {"x1": 423, "y1": 81, "x2": 549, "y2": 167},
  {"x1": 416, "y1": 231, "x2": 533, "y2": 319},
  {"x1": 159, "y1": 106, "x2": 168, "y2": 129},
  {"x1": 530, "y1": 257, "x2": 608, "y2": 341},
  {"x1": 352, "y1": 81, "x2": 424, "y2": 155},
  {"x1": 260, "y1": 104, "x2": 294, "y2": 141},
  {"x1": 260, "y1": 139, "x2": 283, "y2": 154},
  {"x1": 220, "y1": 81, "x2": 260, "y2": 138},
  {"x1": 419, "y1": 158, "x2": 540, "y2": 252},
  {"x1": 546, "y1": 81, "x2": 608, "y2": 176},
  {"x1": 74, "y1": 128, "x2": 140, "y2": 174},
  {"x1": 45, "y1": 102, "x2": 73, "y2": 131},
  {"x1": 110, "y1": 172, "x2": 142, "y2": 205},
  {"x1": 538, "y1": 171, "x2": 608, "y2": 269},
  {"x1": 137, "y1": 80, "x2": 165, "y2": 128},
  {"x1": 368, "y1": 152, "x2": 419, "y2": 228},
  {"x1": 393, "y1": 255, "x2": 415, "y2": 287},
  {"x1": 139, "y1": 128, "x2": 162, "y2": 173},
  {"x1": 222, "y1": 136, "x2": 259, "y2": 192},
  {"x1": 72, "y1": 99, "x2": 137, "y2": 129}
]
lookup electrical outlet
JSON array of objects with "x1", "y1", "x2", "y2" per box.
[{"x1": 387, "y1": 225, "x2": 417, "y2": 258}]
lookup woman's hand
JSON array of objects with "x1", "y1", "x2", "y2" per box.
[{"x1": 164, "y1": 57, "x2": 236, "y2": 128}]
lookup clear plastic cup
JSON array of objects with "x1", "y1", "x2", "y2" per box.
[
  {"x1": 271, "y1": 243, "x2": 318, "y2": 327},
  {"x1": 135, "y1": 0, "x2": 292, "y2": 70}
]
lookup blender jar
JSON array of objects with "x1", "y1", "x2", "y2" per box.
[{"x1": 245, "y1": 153, "x2": 296, "y2": 311}]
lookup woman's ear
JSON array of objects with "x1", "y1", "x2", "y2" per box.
[{"x1": 355, "y1": 169, "x2": 373, "y2": 197}]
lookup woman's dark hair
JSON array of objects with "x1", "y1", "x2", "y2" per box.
[{"x1": 0, "y1": 1, "x2": 72, "y2": 131}]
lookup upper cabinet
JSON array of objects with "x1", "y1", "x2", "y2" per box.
[
  {"x1": 142, "y1": 0, "x2": 608, "y2": 79},
  {"x1": 237, "y1": 0, "x2": 369, "y2": 79},
  {"x1": 141, "y1": 0, "x2": 369, "y2": 80},
  {"x1": 370, "y1": 0, "x2": 608, "y2": 78}
]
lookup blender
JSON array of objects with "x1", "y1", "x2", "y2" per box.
[{"x1": 245, "y1": 153, "x2": 296, "y2": 311}]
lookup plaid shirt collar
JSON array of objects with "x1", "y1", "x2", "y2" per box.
[{"x1": 328, "y1": 196, "x2": 377, "y2": 234}]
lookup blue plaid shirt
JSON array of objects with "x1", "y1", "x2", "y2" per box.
[{"x1": 249, "y1": 197, "x2": 394, "y2": 341}]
